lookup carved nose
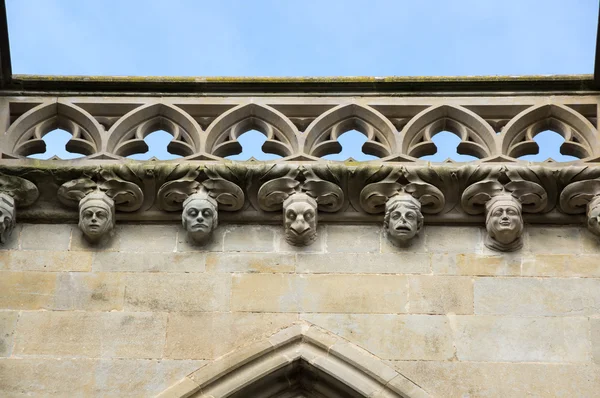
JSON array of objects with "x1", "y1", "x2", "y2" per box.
[{"x1": 291, "y1": 220, "x2": 309, "y2": 234}]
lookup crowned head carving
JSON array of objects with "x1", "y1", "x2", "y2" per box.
[
  {"x1": 559, "y1": 179, "x2": 600, "y2": 238},
  {"x1": 484, "y1": 194, "x2": 524, "y2": 252},
  {"x1": 383, "y1": 194, "x2": 424, "y2": 246},
  {"x1": 0, "y1": 194, "x2": 16, "y2": 244},
  {"x1": 182, "y1": 192, "x2": 219, "y2": 244},
  {"x1": 78, "y1": 191, "x2": 115, "y2": 243},
  {"x1": 283, "y1": 193, "x2": 318, "y2": 246}
]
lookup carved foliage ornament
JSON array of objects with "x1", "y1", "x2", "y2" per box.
[
  {"x1": 359, "y1": 167, "x2": 444, "y2": 246},
  {"x1": 461, "y1": 167, "x2": 548, "y2": 252},
  {"x1": 257, "y1": 167, "x2": 344, "y2": 246},
  {"x1": 559, "y1": 178, "x2": 600, "y2": 236},
  {"x1": 157, "y1": 166, "x2": 245, "y2": 244},
  {"x1": 0, "y1": 173, "x2": 39, "y2": 244},
  {"x1": 58, "y1": 169, "x2": 144, "y2": 243}
]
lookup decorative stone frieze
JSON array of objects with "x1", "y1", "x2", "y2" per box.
[
  {"x1": 560, "y1": 177, "x2": 600, "y2": 236},
  {"x1": 0, "y1": 173, "x2": 39, "y2": 243}
]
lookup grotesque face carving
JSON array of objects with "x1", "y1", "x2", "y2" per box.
[
  {"x1": 283, "y1": 193, "x2": 318, "y2": 246},
  {"x1": 384, "y1": 194, "x2": 423, "y2": 246},
  {"x1": 484, "y1": 195, "x2": 524, "y2": 251},
  {"x1": 587, "y1": 196, "x2": 600, "y2": 236},
  {"x1": 79, "y1": 192, "x2": 115, "y2": 243},
  {"x1": 0, "y1": 193, "x2": 16, "y2": 244},
  {"x1": 182, "y1": 193, "x2": 218, "y2": 244}
]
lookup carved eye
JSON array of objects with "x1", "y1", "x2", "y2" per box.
[
  {"x1": 202, "y1": 209, "x2": 213, "y2": 218},
  {"x1": 188, "y1": 209, "x2": 198, "y2": 217},
  {"x1": 493, "y1": 210, "x2": 503, "y2": 217},
  {"x1": 507, "y1": 209, "x2": 517, "y2": 216},
  {"x1": 96, "y1": 211, "x2": 108, "y2": 220},
  {"x1": 84, "y1": 210, "x2": 94, "y2": 218},
  {"x1": 286, "y1": 211, "x2": 296, "y2": 220},
  {"x1": 391, "y1": 211, "x2": 401, "y2": 220},
  {"x1": 406, "y1": 211, "x2": 415, "y2": 220},
  {"x1": 304, "y1": 211, "x2": 314, "y2": 221}
]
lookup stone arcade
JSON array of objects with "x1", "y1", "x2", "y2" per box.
[{"x1": 2, "y1": 21, "x2": 600, "y2": 398}]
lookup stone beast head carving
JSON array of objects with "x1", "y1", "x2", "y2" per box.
[
  {"x1": 0, "y1": 174, "x2": 39, "y2": 244},
  {"x1": 257, "y1": 171, "x2": 344, "y2": 247},
  {"x1": 359, "y1": 167, "x2": 444, "y2": 246},
  {"x1": 58, "y1": 170, "x2": 143, "y2": 244},
  {"x1": 461, "y1": 167, "x2": 547, "y2": 252},
  {"x1": 157, "y1": 167, "x2": 244, "y2": 245},
  {"x1": 559, "y1": 179, "x2": 600, "y2": 237}
]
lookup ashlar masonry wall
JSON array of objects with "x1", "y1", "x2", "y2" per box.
[{"x1": 1, "y1": 222, "x2": 599, "y2": 397}]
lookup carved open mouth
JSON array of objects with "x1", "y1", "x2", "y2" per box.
[
  {"x1": 290, "y1": 229, "x2": 311, "y2": 236},
  {"x1": 395, "y1": 225, "x2": 411, "y2": 232},
  {"x1": 191, "y1": 223, "x2": 208, "y2": 230},
  {"x1": 88, "y1": 225, "x2": 100, "y2": 230}
]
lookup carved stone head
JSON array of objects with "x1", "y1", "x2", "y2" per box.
[
  {"x1": 78, "y1": 191, "x2": 115, "y2": 243},
  {"x1": 283, "y1": 193, "x2": 318, "y2": 246},
  {"x1": 182, "y1": 192, "x2": 218, "y2": 244},
  {"x1": 484, "y1": 195, "x2": 524, "y2": 252},
  {"x1": 586, "y1": 196, "x2": 600, "y2": 236},
  {"x1": 383, "y1": 194, "x2": 424, "y2": 246},
  {"x1": 0, "y1": 194, "x2": 16, "y2": 244}
]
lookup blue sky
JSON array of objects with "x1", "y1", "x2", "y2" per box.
[{"x1": 6, "y1": 0, "x2": 599, "y2": 161}]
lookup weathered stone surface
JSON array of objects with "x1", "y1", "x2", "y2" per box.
[
  {"x1": 0, "y1": 311, "x2": 18, "y2": 356},
  {"x1": 302, "y1": 314, "x2": 454, "y2": 360},
  {"x1": 527, "y1": 226, "x2": 583, "y2": 254},
  {"x1": 0, "y1": 224, "x2": 21, "y2": 251},
  {"x1": 297, "y1": 253, "x2": 429, "y2": 274},
  {"x1": 54, "y1": 272, "x2": 124, "y2": 311},
  {"x1": 276, "y1": 225, "x2": 326, "y2": 253},
  {"x1": 165, "y1": 312, "x2": 297, "y2": 359},
  {"x1": 381, "y1": 230, "x2": 426, "y2": 253},
  {"x1": 433, "y1": 253, "x2": 522, "y2": 276},
  {"x1": 424, "y1": 226, "x2": 482, "y2": 253},
  {"x1": 93, "y1": 251, "x2": 205, "y2": 273},
  {"x1": 232, "y1": 274, "x2": 408, "y2": 313},
  {"x1": 392, "y1": 361, "x2": 600, "y2": 398},
  {"x1": 222, "y1": 225, "x2": 277, "y2": 252},
  {"x1": 6, "y1": 250, "x2": 92, "y2": 272},
  {"x1": 206, "y1": 252, "x2": 295, "y2": 273},
  {"x1": 13, "y1": 311, "x2": 167, "y2": 358},
  {"x1": 325, "y1": 225, "x2": 380, "y2": 253},
  {"x1": 0, "y1": 271, "x2": 57, "y2": 310},
  {"x1": 591, "y1": 318, "x2": 600, "y2": 364},
  {"x1": 475, "y1": 277, "x2": 600, "y2": 316},
  {"x1": 124, "y1": 273, "x2": 230, "y2": 311},
  {"x1": 454, "y1": 315, "x2": 590, "y2": 362},
  {"x1": 176, "y1": 226, "x2": 224, "y2": 252},
  {"x1": 522, "y1": 254, "x2": 600, "y2": 277},
  {"x1": 20, "y1": 224, "x2": 72, "y2": 251},
  {"x1": 117, "y1": 224, "x2": 179, "y2": 252},
  {"x1": 408, "y1": 276, "x2": 473, "y2": 314},
  {"x1": 70, "y1": 228, "x2": 120, "y2": 251}
]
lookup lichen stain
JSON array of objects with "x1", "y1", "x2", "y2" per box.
[{"x1": 91, "y1": 284, "x2": 109, "y2": 302}]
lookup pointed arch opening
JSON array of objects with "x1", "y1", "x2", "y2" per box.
[{"x1": 158, "y1": 323, "x2": 429, "y2": 398}]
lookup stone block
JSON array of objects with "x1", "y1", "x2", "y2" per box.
[
  {"x1": 434, "y1": 253, "x2": 522, "y2": 276},
  {"x1": 206, "y1": 252, "x2": 295, "y2": 273},
  {"x1": 276, "y1": 225, "x2": 326, "y2": 253},
  {"x1": 325, "y1": 225, "x2": 380, "y2": 253},
  {"x1": 582, "y1": 229, "x2": 600, "y2": 253},
  {"x1": 301, "y1": 314, "x2": 453, "y2": 360},
  {"x1": 381, "y1": 230, "x2": 426, "y2": 253},
  {"x1": 0, "y1": 251, "x2": 8, "y2": 270},
  {"x1": 527, "y1": 226, "x2": 583, "y2": 254},
  {"x1": 0, "y1": 271, "x2": 57, "y2": 310},
  {"x1": 522, "y1": 254, "x2": 600, "y2": 277},
  {"x1": 70, "y1": 228, "x2": 120, "y2": 251},
  {"x1": 231, "y1": 274, "x2": 409, "y2": 313},
  {"x1": 176, "y1": 226, "x2": 224, "y2": 252},
  {"x1": 6, "y1": 250, "x2": 93, "y2": 272},
  {"x1": 13, "y1": 311, "x2": 167, "y2": 358},
  {"x1": 164, "y1": 312, "x2": 297, "y2": 360},
  {"x1": 93, "y1": 251, "x2": 205, "y2": 273},
  {"x1": 0, "y1": 311, "x2": 18, "y2": 356},
  {"x1": 424, "y1": 226, "x2": 482, "y2": 253},
  {"x1": 54, "y1": 272, "x2": 125, "y2": 311},
  {"x1": 475, "y1": 277, "x2": 600, "y2": 316},
  {"x1": 297, "y1": 253, "x2": 429, "y2": 274},
  {"x1": 592, "y1": 318, "x2": 600, "y2": 364},
  {"x1": 0, "y1": 224, "x2": 21, "y2": 251},
  {"x1": 124, "y1": 273, "x2": 230, "y2": 312},
  {"x1": 454, "y1": 315, "x2": 590, "y2": 362},
  {"x1": 408, "y1": 276, "x2": 473, "y2": 314},
  {"x1": 117, "y1": 224, "x2": 179, "y2": 252},
  {"x1": 223, "y1": 225, "x2": 277, "y2": 252},
  {"x1": 392, "y1": 361, "x2": 600, "y2": 398},
  {"x1": 20, "y1": 224, "x2": 72, "y2": 251},
  {"x1": 0, "y1": 358, "x2": 96, "y2": 396}
]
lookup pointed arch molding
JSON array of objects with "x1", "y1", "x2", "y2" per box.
[
  {"x1": 5, "y1": 100, "x2": 104, "y2": 158},
  {"x1": 500, "y1": 103, "x2": 599, "y2": 160},
  {"x1": 303, "y1": 104, "x2": 398, "y2": 159},
  {"x1": 158, "y1": 323, "x2": 429, "y2": 398},
  {"x1": 204, "y1": 103, "x2": 299, "y2": 159},
  {"x1": 107, "y1": 103, "x2": 202, "y2": 158}
]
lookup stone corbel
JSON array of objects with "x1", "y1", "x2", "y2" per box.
[
  {"x1": 0, "y1": 173, "x2": 39, "y2": 244},
  {"x1": 559, "y1": 179, "x2": 600, "y2": 236},
  {"x1": 58, "y1": 169, "x2": 144, "y2": 243},
  {"x1": 461, "y1": 167, "x2": 547, "y2": 252},
  {"x1": 359, "y1": 167, "x2": 445, "y2": 246},
  {"x1": 157, "y1": 167, "x2": 245, "y2": 244},
  {"x1": 257, "y1": 167, "x2": 344, "y2": 246}
]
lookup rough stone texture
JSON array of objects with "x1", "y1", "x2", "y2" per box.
[
  {"x1": 93, "y1": 251, "x2": 204, "y2": 273},
  {"x1": 424, "y1": 226, "x2": 482, "y2": 253},
  {"x1": 592, "y1": 318, "x2": 600, "y2": 365},
  {"x1": 0, "y1": 271, "x2": 57, "y2": 310},
  {"x1": 325, "y1": 225, "x2": 381, "y2": 253},
  {"x1": 408, "y1": 276, "x2": 473, "y2": 314},
  {"x1": 522, "y1": 254, "x2": 600, "y2": 277},
  {"x1": 297, "y1": 253, "x2": 429, "y2": 274},
  {"x1": 434, "y1": 253, "x2": 522, "y2": 276},
  {"x1": 527, "y1": 226, "x2": 584, "y2": 254},
  {"x1": 6, "y1": 250, "x2": 93, "y2": 272},
  {"x1": 206, "y1": 252, "x2": 295, "y2": 273},
  {"x1": 0, "y1": 311, "x2": 18, "y2": 356},
  {"x1": 223, "y1": 225, "x2": 276, "y2": 252},
  {"x1": 19, "y1": 224, "x2": 73, "y2": 251},
  {"x1": 54, "y1": 272, "x2": 125, "y2": 311}
]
